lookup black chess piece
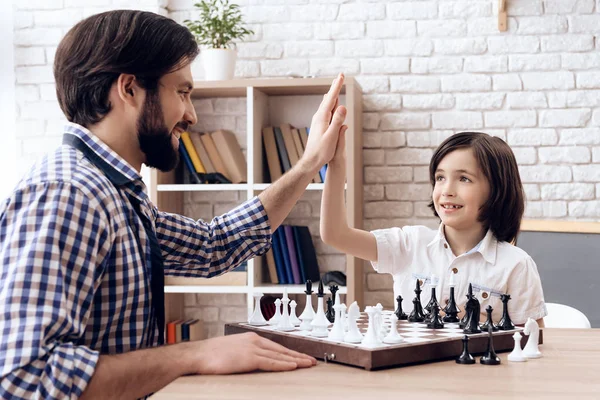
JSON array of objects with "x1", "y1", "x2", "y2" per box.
[
  {"x1": 329, "y1": 284, "x2": 339, "y2": 305},
  {"x1": 496, "y1": 293, "x2": 515, "y2": 330},
  {"x1": 304, "y1": 280, "x2": 314, "y2": 295},
  {"x1": 480, "y1": 324, "x2": 501, "y2": 365},
  {"x1": 456, "y1": 335, "x2": 475, "y2": 365},
  {"x1": 395, "y1": 295, "x2": 408, "y2": 320},
  {"x1": 326, "y1": 297, "x2": 335, "y2": 323},
  {"x1": 480, "y1": 305, "x2": 499, "y2": 332},
  {"x1": 424, "y1": 284, "x2": 440, "y2": 322},
  {"x1": 426, "y1": 303, "x2": 444, "y2": 329},
  {"x1": 317, "y1": 280, "x2": 325, "y2": 298},
  {"x1": 408, "y1": 279, "x2": 425, "y2": 322},
  {"x1": 443, "y1": 285, "x2": 460, "y2": 323},
  {"x1": 463, "y1": 283, "x2": 481, "y2": 334}
]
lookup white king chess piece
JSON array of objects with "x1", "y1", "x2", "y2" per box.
[
  {"x1": 248, "y1": 292, "x2": 267, "y2": 326},
  {"x1": 522, "y1": 317, "x2": 542, "y2": 359},
  {"x1": 299, "y1": 280, "x2": 316, "y2": 331},
  {"x1": 277, "y1": 289, "x2": 295, "y2": 331},
  {"x1": 507, "y1": 332, "x2": 527, "y2": 362},
  {"x1": 268, "y1": 298, "x2": 282, "y2": 326}
]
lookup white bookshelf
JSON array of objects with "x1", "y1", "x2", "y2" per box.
[{"x1": 146, "y1": 77, "x2": 363, "y2": 322}]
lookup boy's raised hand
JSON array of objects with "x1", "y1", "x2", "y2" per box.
[{"x1": 301, "y1": 73, "x2": 348, "y2": 170}]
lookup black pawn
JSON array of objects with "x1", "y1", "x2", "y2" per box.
[
  {"x1": 395, "y1": 295, "x2": 408, "y2": 320},
  {"x1": 426, "y1": 303, "x2": 444, "y2": 329},
  {"x1": 456, "y1": 335, "x2": 475, "y2": 365},
  {"x1": 496, "y1": 294, "x2": 515, "y2": 331},
  {"x1": 480, "y1": 325, "x2": 501, "y2": 365},
  {"x1": 408, "y1": 280, "x2": 425, "y2": 322},
  {"x1": 304, "y1": 280, "x2": 314, "y2": 295},
  {"x1": 326, "y1": 297, "x2": 335, "y2": 323},
  {"x1": 329, "y1": 284, "x2": 339, "y2": 305},
  {"x1": 480, "y1": 305, "x2": 498, "y2": 332},
  {"x1": 443, "y1": 286, "x2": 460, "y2": 323}
]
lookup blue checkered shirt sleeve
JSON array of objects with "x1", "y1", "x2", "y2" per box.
[
  {"x1": 0, "y1": 182, "x2": 108, "y2": 399},
  {"x1": 155, "y1": 196, "x2": 272, "y2": 277}
]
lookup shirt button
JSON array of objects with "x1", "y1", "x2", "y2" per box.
[
  {"x1": 419, "y1": 279, "x2": 424, "y2": 287},
  {"x1": 445, "y1": 299, "x2": 449, "y2": 305},
  {"x1": 444, "y1": 243, "x2": 448, "y2": 249},
  {"x1": 482, "y1": 292, "x2": 489, "y2": 299},
  {"x1": 452, "y1": 267, "x2": 458, "y2": 274}
]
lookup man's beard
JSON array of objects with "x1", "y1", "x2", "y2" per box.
[{"x1": 137, "y1": 89, "x2": 182, "y2": 172}]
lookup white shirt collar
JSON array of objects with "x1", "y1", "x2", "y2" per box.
[{"x1": 427, "y1": 223, "x2": 497, "y2": 264}]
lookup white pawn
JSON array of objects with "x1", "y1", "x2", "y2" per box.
[
  {"x1": 507, "y1": 332, "x2": 527, "y2": 362},
  {"x1": 361, "y1": 306, "x2": 382, "y2": 347},
  {"x1": 328, "y1": 303, "x2": 346, "y2": 341},
  {"x1": 248, "y1": 292, "x2": 267, "y2": 326},
  {"x1": 522, "y1": 317, "x2": 542, "y2": 359},
  {"x1": 344, "y1": 301, "x2": 363, "y2": 343},
  {"x1": 289, "y1": 300, "x2": 301, "y2": 326},
  {"x1": 277, "y1": 290, "x2": 295, "y2": 331},
  {"x1": 383, "y1": 314, "x2": 404, "y2": 344},
  {"x1": 268, "y1": 298, "x2": 281, "y2": 326}
]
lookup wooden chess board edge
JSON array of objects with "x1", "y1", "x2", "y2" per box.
[{"x1": 225, "y1": 323, "x2": 544, "y2": 370}]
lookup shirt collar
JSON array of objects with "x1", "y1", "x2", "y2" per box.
[
  {"x1": 427, "y1": 223, "x2": 498, "y2": 264},
  {"x1": 63, "y1": 122, "x2": 142, "y2": 185}
]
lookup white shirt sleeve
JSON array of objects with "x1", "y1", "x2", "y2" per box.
[
  {"x1": 507, "y1": 256, "x2": 548, "y2": 325},
  {"x1": 370, "y1": 227, "x2": 416, "y2": 276}
]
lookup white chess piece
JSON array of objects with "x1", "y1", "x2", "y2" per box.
[
  {"x1": 361, "y1": 306, "x2": 382, "y2": 347},
  {"x1": 310, "y1": 294, "x2": 330, "y2": 337},
  {"x1": 328, "y1": 303, "x2": 346, "y2": 341},
  {"x1": 522, "y1": 317, "x2": 542, "y2": 359},
  {"x1": 507, "y1": 332, "x2": 527, "y2": 362},
  {"x1": 374, "y1": 303, "x2": 385, "y2": 340},
  {"x1": 277, "y1": 290, "x2": 295, "y2": 331},
  {"x1": 248, "y1": 292, "x2": 267, "y2": 326},
  {"x1": 383, "y1": 314, "x2": 404, "y2": 344},
  {"x1": 289, "y1": 300, "x2": 301, "y2": 326},
  {"x1": 268, "y1": 298, "x2": 282, "y2": 326},
  {"x1": 344, "y1": 301, "x2": 363, "y2": 343},
  {"x1": 299, "y1": 290, "x2": 315, "y2": 331}
]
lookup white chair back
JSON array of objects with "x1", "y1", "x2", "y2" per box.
[{"x1": 544, "y1": 303, "x2": 591, "y2": 329}]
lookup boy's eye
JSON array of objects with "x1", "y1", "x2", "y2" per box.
[
  {"x1": 460, "y1": 176, "x2": 471, "y2": 182},
  {"x1": 435, "y1": 175, "x2": 444, "y2": 182}
]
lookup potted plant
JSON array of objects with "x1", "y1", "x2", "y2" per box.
[{"x1": 185, "y1": 0, "x2": 254, "y2": 81}]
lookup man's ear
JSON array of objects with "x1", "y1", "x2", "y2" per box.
[{"x1": 116, "y1": 74, "x2": 142, "y2": 107}]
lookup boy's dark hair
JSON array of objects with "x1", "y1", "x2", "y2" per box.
[
  {"x1": 428, "y1": 132, "x2": 525, "y2": 244},
  {"x1": 54, "y1": 10, "x2": 199, "y2": 127}
]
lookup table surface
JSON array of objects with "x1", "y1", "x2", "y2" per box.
[{"x1": 152, "y1": 328, "x2": 600, "y2": 400}]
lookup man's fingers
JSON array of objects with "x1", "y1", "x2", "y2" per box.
[
  {"x1": 255, "y1": 356, "x2": 298, "y2": 372},
  {"x1": 319, "y1": 73, "x2": 344, "y2": 114},
  {"x1": 258, "y1": 348, "x2": 314, "y2": 368},
  {"x1": 329, "y1": 106, "x2": 347, "y2": 131},
  {"x1": 257, "y1": 336, "x2": 317, "y2": 364}
]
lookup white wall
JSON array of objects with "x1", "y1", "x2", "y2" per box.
[{"x1": 1, "y1": 0, "x2": 18, "y2": 199}]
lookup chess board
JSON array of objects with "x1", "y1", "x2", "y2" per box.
[{"x1": 225, "y1": 311, "x2": 543, "y2": 370}]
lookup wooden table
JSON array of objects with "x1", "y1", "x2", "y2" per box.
[{"x1": 152, "y1": 329, "x2": 600, "y2": 399}]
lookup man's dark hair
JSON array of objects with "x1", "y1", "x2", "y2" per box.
[
  {"x1": 54, "y1": 10, "x2": 199, "y2": 127},
  {"x1": 428, "y1": 132, "x2": 525, "y2": 244}
]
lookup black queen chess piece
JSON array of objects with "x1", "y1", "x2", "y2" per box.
[
  {"x1": 395, "y1": 295, "x2": 408, "y2": 320},
  {"x1": 329, "y1": 284, "x2": 339, "y2": 305},
  {"x1": 496, "y1": 293, "x2": 515, "y2": 330},
  {"x1": 480, "y1": 305, "x2": 499, "y2": 332},
  {"x1": 480, "y1": 324, "x2": 501, "y2": 365},
  {"x1": 463, "y1": 283, "x2": 482, "y2": 334},
  {"x1": 456, "y1": 335, "x2": 476, "y2": 365},
  {"x1": 408, "y1": 279, "x2": 426, "y2": 322}
]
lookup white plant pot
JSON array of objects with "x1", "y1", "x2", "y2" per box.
[{"x1": 202, "y1": 48, "x2": 237, "y2": 81}]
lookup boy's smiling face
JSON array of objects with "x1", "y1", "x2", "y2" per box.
[{"x1": 432, "y1": 148, "x2": 490, "y2": 233}]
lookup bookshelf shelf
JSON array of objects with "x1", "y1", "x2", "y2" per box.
[{"x1": 146, "y1": 77, "x2": 363, "y2": 324}]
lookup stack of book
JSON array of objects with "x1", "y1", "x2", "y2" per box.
[
  {"x1": 179, "y1": 130, "x2": 247, "y2": 184},
  {"x1": 166, "y1": 319, "x2": 203, "y2": 344},
  {"x1": 264, "y1": 225, "x2": 321, "y2": 284},
  {"x1": 262, "y1": 124, "x2": 328, "y2": 183}
]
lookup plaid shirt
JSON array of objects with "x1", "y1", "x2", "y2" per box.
[{"x1": 0, "y1": 123, "x2": 272, "y2": 399}]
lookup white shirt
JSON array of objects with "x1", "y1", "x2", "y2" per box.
[{"x1": 371, "y1": 224, "x2": 547, "y2": 325}]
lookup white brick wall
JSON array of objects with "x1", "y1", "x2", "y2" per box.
[{"x1": 11, "y1": 0, "x2": 600, "y2": 331}]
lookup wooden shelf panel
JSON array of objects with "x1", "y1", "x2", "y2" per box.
[
  {"x1": 253, "y1": 285, "x2": 348, "y2": 295},
  {"x1": 157, "y1": 183, "x2": 347, "y2": 192},
  {"x1": 165, "y1": 285, "x2": 249, "y2": 294}
]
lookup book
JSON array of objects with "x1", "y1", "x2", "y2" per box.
[
  {"x1": 293, "y1": 225, "x2": 321, "y2": 283},
  {"x1": 178, "y1": 140, "x2": 202, "y2": 184},
  {"x1": 189, "y1": 131, "x2": 215, "y2": 173},
  {"x1": 262, "y1": 126, "x2": 282, "y2": 182},
  {"x1": 279, "y1": 123, "x2": 300, "y2": 168},
  {"x1": 166, "y1": 320, "x2": 182, "y2": 344},
  {"x1": 200, "y1": 133, "x2": 230, "y2": 181},
  {"x1": 211, "y1": 129, "x2": 247, "y2": 184},
  {"x1": 299, "y1": 127, "x2": 322, "y2": 183},
  {"x1": 277, "y1": 226, "x2": 294, "y2": 285},
  {"x1": 265, "y1": 249, "x2": 279, "y2": 284},
  {"x1": 284, "y1": 225, "x2": 301, "y2": 284},
  {"x1": 273, "y1": 126, "x2": 291, "y2": 173},
  {"x1": 188, "y1": 319, "x2": 203, "y2": 341},
  {"x1": 271, "y1": 228, "x2": 288, "y2": 284},
  {"x1": 181, "y1": 131, "x2": 206, "y2": 174}
]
